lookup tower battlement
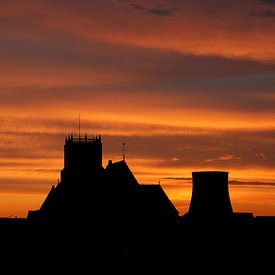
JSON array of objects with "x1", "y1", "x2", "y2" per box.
[
  {"x1": 65, "y1": 134, "x2": 101, "y2": 144},
  {"x1": 64, "y1": 134, "x2": 102, "y2": 177}
]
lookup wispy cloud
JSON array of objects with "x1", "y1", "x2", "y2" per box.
[
  {"x1": 162, "y1": 177, "x2": 192, "y2": 181},
  {"x1": 116, "y1": 0, "x2": 131, "y2": 3},
  {"x1": 116, "y1": 0, "x2": 178, "y2": 17},
  {"x1": 259, "y1": 0, "x2": 275, "y2": 4},
  {"x1": 256, "y1": 152, "x2": 266, "y2": 160},
  {"x1": 230, "y1": 180, "x2": 275, "y2": 186},
  {"x1": 162, "y1": 177, "x2": 275, "y2": 186},
  {"x1": 129, "y1": 3, "x2": 177, "y2": 16},
  {"x1": 219, "y1": 154, "x2": 242, "y2": 161},
  {"x1": 251, "y1": 10, "x2": 275, "y2": 17},
  {"x1": 201, "y1": 154, "x2": 241, "y2": 164}
]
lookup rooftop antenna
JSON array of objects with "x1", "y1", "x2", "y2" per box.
[
  {"x1": 78, "y1": 113, "x2": 81, "y2": 141},
  {"x1": 122, "y1": 142, "x2": 127, "y2": 161}
]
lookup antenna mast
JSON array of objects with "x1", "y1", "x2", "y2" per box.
[
  {"x1": 122, "y1": 142, "x2": 127, "y2": 161},
  {"x1": 78, "y1": 113, "x2": 81, "y2": 141}
]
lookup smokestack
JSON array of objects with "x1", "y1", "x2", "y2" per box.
[{"x1": 189, "y1": 171, "x2": 233, "y2": 218}]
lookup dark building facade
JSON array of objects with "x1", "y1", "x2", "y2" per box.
[
  {"x1": 189, "y1": 171, "x2": 233, "y2": 217},
  {"x1": 28, "y1": 135, "x2": 178, "y2": 227},
  {"x1": 62, "y1": 134, "x2": 103, "y2": 181},
  {"x1": 183, "y1": 171, "x2": 254, "y2": 224}
]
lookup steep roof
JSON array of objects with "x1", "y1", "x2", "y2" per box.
[
  {"x1": 105, "y1": 160, "x2": 139, "y2": 192},
  {"x1": 138, "y1": 184, "x2": 179, "y2": 218},
  {"x1": 29, "y1": 158, "x2": 179, "y2": 223},
  {"x1": 104, "y1": 161, "x2": 178, "y2": 218},
  {"x1": 40, "y1": 185, "x2": 58, "y2": 211}
]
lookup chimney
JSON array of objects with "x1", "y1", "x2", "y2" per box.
[{"x1": 189, "y1": 171, "x2": 233, "y2": 218}]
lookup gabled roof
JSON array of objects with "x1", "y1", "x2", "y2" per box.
[
  {"x1": 105, "y1": 161, "x2": 178, "y2": 218},
  {"x1": 138, "y1": 184, "x2": 179, "y2": 217},
  {"x1": 105, "y1": 160, "x2": 139, "y2": 191},
  {"x1": 40, "y1": 185, "x2": 58, "y2": 211}
]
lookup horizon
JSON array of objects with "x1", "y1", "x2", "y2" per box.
[
  {"x1": 1, "y1": 0, "x2": 275, "y2": 217},
  {"x1": 1, "y1": 134, "x2": 275, "y2": 218}
]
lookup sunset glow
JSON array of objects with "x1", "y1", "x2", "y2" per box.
[{"x1": 1, "y1": 0, "x2": 275, "y2": 217}]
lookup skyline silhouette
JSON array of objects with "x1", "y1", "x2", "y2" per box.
[
  {"x1": 0, "y1": 134, "x2": 274, "y2": 275},
  {"x1": 27, "y1": 134, "x2": 259, "y2": 223},
  {"x1": 2, "y1": 132, "x2": 275, "y2": 217},
  {"x1": 28, "y1": 134, "x2": 179, "y2": 223}
]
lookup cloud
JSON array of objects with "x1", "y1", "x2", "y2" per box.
[
  {"x1": 230, "y1": 180, "x2": 275, "y2": 186},
  {"x1": 201, "y1": 8, "x2": 222, "y2": 19},
  {"x1": 202, "y1": 158, "x2": 215, "y2": 163},
  {"x1": 0, "y1": 177, "x2": 53, "y2": 194},
  {"x1": 3, "y1": 116, "x2": 275, "y2": 171},
  {"x1": 162, "y1": 177, "x2": 275, "y2": 186},
  {"x1": 162, "y1": 177, "x2": 192, "y2": 181},
  {"x1": 219, "y1": 154, "x2": 241, "y2": 161},
  {"x1": 116, "y1": 0, "x2": 131, "y2": 3},
  {"x1": 256, "y1": 152, "x2": 266, "y2": 160},
  {"x1": 200, "y1": 154, "x2": 241, "y2": 164},
  {"x1": 3, "y1": 0, "x2": 275, "y2": 63},
  {"x1": 115, "y1": 0, "x2": 178, "y2": 17},
  {"x1": 171, "y1": 157, "x2": 180, "y2": 162},
  {"x1": 1, "y1": 32, "x2": 275, "y2": 118},
  {"x1": 259, "y1": 0, "x2": 275, "y2": 4},
  {"x1": 128, "y1": 3, "x2": 177, "y2": 16},
  {"x1": 251, "y1": 10, "x2": 275, "y2": 17}
]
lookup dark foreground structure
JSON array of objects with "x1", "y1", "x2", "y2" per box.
[{"x1": 1, "y1": 135, "x2": 275, "y2": 274}]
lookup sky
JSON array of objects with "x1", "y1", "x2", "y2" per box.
[{"x1": 1, "y1": 0, "x2": 275, "y2": 217}]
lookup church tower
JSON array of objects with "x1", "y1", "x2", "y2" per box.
[{"x1": 61, "y1": 134, "x2": 102, "y2": 182}]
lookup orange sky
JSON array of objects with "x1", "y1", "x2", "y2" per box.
[{"x1": 1, "y1": 0, "x2": 275, "y2": 217}]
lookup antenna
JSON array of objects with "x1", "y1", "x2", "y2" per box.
[
  {"x1": 122, "y1": 142, "x2": 127, "y2": 161},
  {"x1": 78, "y1": 113, "x2": 81, "y2": 141}
]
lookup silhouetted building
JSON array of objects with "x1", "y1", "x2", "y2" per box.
[
  {"x1": 105, "y1": 160, "x2": 139, "y2": 192},
  {"x1": 189, "y1": 171, "x2": 233, "y2": 217},
  {"x1": 28, "y1": 135, "x2": 178, "y2": 228},
  {"x1": 183, "y1": 171, "x2": 254, "y2": 224},
  {"x1": 62, "y1": 134, "x2": 103, "y2": 182}
]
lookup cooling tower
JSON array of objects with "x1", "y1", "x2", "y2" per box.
[{"x1": 189, "y1": 171, "x2": 233, "y2": 218}]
